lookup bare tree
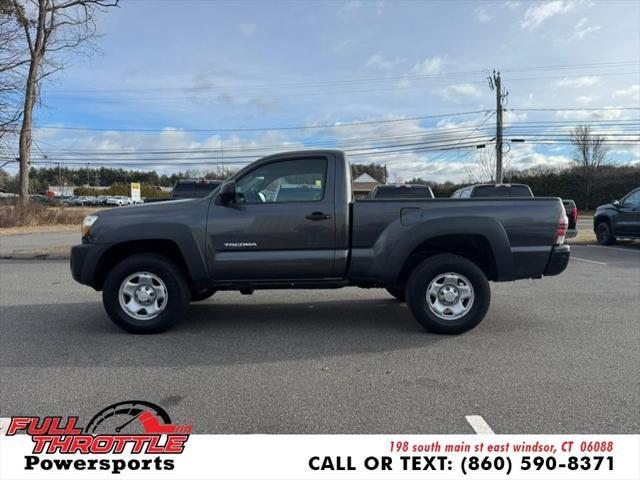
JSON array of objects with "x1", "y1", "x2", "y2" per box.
[
  {"x1": 7, "y1": 0, "x2": 118, "y2": 206},
  {"x1": 465, "y1": 148, "x2": 511, "y2": 183},
  {"x1": 0, "y1": 3, "x2": 26, "y2": 156},
  {"x1": 570, "y1": 125, "x2": 608, "y2": 209}
]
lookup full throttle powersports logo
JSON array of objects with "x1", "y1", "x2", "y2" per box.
[{"x1": 5, "y1": 400, "x2": 192, "y2": 474}]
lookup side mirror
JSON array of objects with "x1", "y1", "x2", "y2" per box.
[
  {"x1": 217, "y1": 181, "x2": 237, "y2": 205},
  {"x1": 612, "y1": 199, "x2": 620, "y2": 208}
]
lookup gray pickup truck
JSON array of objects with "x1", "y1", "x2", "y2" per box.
[{"x1": 71, "y1": 150, "x2": 570, "y2": 334}]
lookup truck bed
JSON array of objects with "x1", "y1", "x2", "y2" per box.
[{"x1": 349, "y1": 197, "x2": 565, "y2": 283}]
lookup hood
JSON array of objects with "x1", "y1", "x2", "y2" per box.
[
  {"x1": 595, "y1": 203, "x2": 615, "y2": 211},
  {"x1": 86, "y1": 197, "x2": 210, "y2": 244},
  {"x1": 94, "y1": 198, "x2": 202, "y2": 219}
]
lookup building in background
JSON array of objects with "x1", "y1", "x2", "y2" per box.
[{"x1": 352, "y1": 173, "x2": 381, "y2": 198}]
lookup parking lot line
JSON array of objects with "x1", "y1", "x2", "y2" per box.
[
  {"x1": 465, "y1": 415, "x2": 495, "y2": 435},
  {"x1": 0, "y1": 418, "x2": 10, "y2": 435},
  {"x1": 584, "y1": 244, "x2": 640, "y2": 254},
  {"x1": 571, "y1": 257, "x2": 608, "y2": 266}
]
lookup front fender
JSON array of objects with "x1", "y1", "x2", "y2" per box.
[{"x1": 91, "y1": 222, "x2": 209, "y2": 289}]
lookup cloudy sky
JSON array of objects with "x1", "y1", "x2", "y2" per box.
[{"x1": 9, "y1": 0, "x2": 640, "y2": 182}]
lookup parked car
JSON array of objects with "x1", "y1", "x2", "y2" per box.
[
  {"x1": 71, "y1": 150, "x2": 569, "y2": 335},
  {"x1": 65, "y1": 196, "x2": 86, "y2": 206},
  {"x1": 451, "y1": 183, "x2": 534, "y2": 198},
  {"x1": 95, "y1": 196, "x2": 110, "y2": 206},
  {"x1": 369, "y1": 184, "x2": 434, "y2": 199},
  {"x1": 105, "y1": 196, "x2": 131, "y2": 207},
  {"x1": 593, "y1": 187, "x2": 640, "y2": 245},
  {"x1": 562, "y1": 199, "x2": 578, "y2": 234},
  {"x1": 171, "y1": 179, "x2": 222, "y2": 199},
  {"x1": 451, "y1": 185, "x2": 577, "y2": 238},
  {"x1": 29, "y1": 194, "x2": 51, "y2": 203}
]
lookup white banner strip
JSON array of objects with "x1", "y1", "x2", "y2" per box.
[{"x1": 1, "y1": 434, "x2": 638, "y2": 480}]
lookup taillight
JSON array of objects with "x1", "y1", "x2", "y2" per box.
[
  {"x1": 571, "y1": 207, "x2": 578, "y2": 224},
  {"x1": 555, "y1": 214, "x2": 568, "y2": 245}
]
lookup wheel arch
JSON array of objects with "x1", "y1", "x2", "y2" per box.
[
  {"x1": 395, "y1": 234, "x2": 499, "y2": 286},
  {"x1": 94, "y1": 239, "x2": 198, "y2": 292},
  {"x1": 381, "y1": 216, "x2": 513, "y2": 285}
]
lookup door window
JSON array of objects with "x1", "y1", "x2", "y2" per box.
[
  {"x1": 235, "y1": 158, "x2": 326, "y2": 204},
  {"x1": 622, "y1": 189, "x2": 640, "y2": 207}
]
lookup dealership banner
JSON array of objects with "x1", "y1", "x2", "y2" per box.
[{"x1": 1, "y1": 429, "x2": 638, "y2": 479}]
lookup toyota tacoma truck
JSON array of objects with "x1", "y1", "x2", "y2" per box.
[{"x1": 71, "y1": 150, "x2": 570, "y2": 334}]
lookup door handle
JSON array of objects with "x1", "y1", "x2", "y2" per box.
[{"x1": 305, "y1": 211, "x2": 331, "y2": 221}]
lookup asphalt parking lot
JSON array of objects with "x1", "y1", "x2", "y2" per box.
[{"x1": 0, "y1": 244, "x2": 638, "y2": 434}]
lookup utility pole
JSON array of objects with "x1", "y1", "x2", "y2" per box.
[
  {"x1": 58, "y1": 161, "x2": 62, "y2": 197},
  {"x1": 488, "y1": 70, "x2": 508, "y2": 183}
]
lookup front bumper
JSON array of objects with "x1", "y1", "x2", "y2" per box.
[
  {"x1": 70, "y1": 243, "x2": 111, "y2": 289},
  {"x1": 544, "y1": 244, "x2": 570, "y2": 276}
]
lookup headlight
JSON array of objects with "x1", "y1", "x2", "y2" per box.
[{"x1": 82, "y1": 215, "x2": 98, "y2": 237}]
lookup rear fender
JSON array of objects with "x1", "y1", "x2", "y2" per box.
[{"x1": 353, "y1": 215, "x2": 513, "y2": 283}]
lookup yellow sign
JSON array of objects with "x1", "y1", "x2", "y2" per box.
[{"x1": 130, "y1": 182, "x2": 141, "y2": 202}]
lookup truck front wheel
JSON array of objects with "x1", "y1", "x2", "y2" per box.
[
  {"x1": 405, "y1": 254, "x2": 490, "y2": 334},
  {"x1": 102, "y1": 254, "x2": 190, "y2": 334}
]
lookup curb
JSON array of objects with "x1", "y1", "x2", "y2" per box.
[
  {"x1": 0, "y1": 253, "x2": 70, "y2": 260},
  {"x1": 0, "y1": 249, "x2": 71, "y2": 260}
]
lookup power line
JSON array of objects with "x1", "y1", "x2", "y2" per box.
[
  {"x1": 42, "y1": 71, "x2": 640, "y2": 102},
  {"x1": 26, "y1": 110, "x2": 490, "y2": 132},
  {"x1": 46, "y1": 60, "x2": 640, "y2": 94},
  {"x1": 511, "y1": 107, "x2": 640, "y2": 112}
]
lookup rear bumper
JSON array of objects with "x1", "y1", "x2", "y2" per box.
[
  {"x1": 544, "y1": 244, "x2": 570, "y2": 276},
  {"x1": 70, "y1": 243, "x2": 111, "y2": 289}
]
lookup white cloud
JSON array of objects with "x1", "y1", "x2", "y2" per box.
[
  {"x1": 473, "y1": 5, "x2": 493, "y2": 23},
  {"x1": 555, "y1": 76, "x2": 599, "y2": 88},
  {"x1": 612, "y1": 84, "x2": 640, "y2": 102},
  {"x1": 575, "y1": 95, "x2": 593, "y2": 105},
  {"x1": 397, "y1": 56, "x2": 447, "y2": 89},
  {"x1": 504, "y1": 1, "x2": 522, "y2": 9},
  {"x1": 31, "y1": 128, "x2": 305, "y2": 175},
  {"x1": 521, "y1": 0, "x2": 576, "y2": 31},
  {"x1": 339, "y1": 0, "x2": 362, "y2": 14},
  {"x1": 555, "y1": 107, "x2": 628, "y2": 121},
  {"x1": 566, "y1": 17, "x2": 601, "y2": 42},
  {"x1": 503, "y1": 110, "x2": 528, "y2": 124},
  {"x1": 438, "y1": 83, "x2": 483, "y2": 101},
  {"x1": 238, "y1": 23, "x2": 256, "y2": 36},
  {"x1": 408, "y1": 56, "x2": 446, "y2": 76},
  {"x1": 364, "y1": 53, "x2": 404, "y2": 70},
  {"x1": 509, "y1": 142, "x2": 572, "y2": 170}
]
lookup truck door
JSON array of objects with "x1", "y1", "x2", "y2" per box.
[
  {"x1": 206, "y1": 155, "x2": 337, "y2": 280},
  {"x1": 614, "y1": 189, "x2": 640, "y2": 237}
]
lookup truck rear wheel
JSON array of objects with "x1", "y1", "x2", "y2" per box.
[
  {"x1": 102, "y1": 254, "x2": 189, "y2": 334},
  {"x1": 405, "y1": 254, "x2": 490, "y2": 334}
]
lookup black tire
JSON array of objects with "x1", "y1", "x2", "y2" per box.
[
  {"x1": 596, "y1": 222, "x2": 615, "y2": 245},
  {"x1": 102, "y1": 254, "x2": 190, "y2": 334},
  {"x1": 191, "y1": 288, "x2": 216, "y2": 302},
  {"x1": 405, "y1": 254, "x2": 490, "y2": 334},
  {"x1": 385, "y1": 287, "x2": 406, "y2": 302}
]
